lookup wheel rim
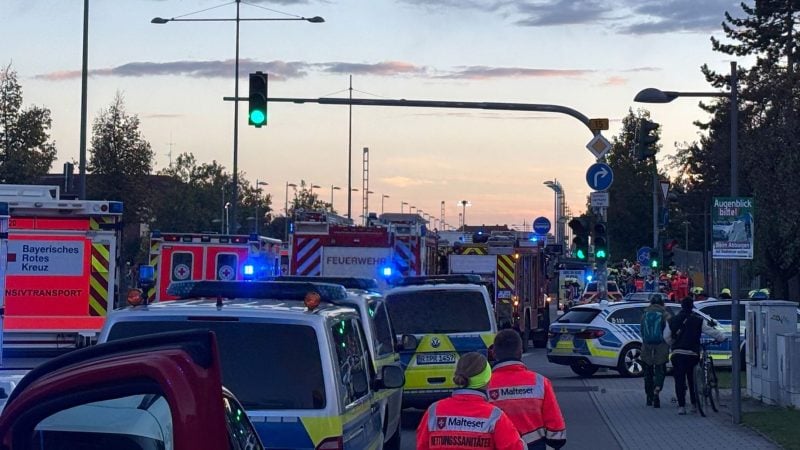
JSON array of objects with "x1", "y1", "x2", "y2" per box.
[{"x1": 625, "y1": 347, "x2": 643, "y2": 375}]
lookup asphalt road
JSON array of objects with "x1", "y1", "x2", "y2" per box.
[{"x1": 400, "y1": 348, "x2": 622, "y2": 450}]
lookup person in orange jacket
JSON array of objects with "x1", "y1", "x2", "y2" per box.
[
  {"x1": 417, "y1": 352, "x2": 524, "y2": 450},
  {"x1": 487, "y1": 330, "x2": 566, "y2": 450}
]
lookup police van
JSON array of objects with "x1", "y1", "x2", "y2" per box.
[
  {"x1": 384, "y1": 275, "x2": 498, "y2": 408},
  {"x1": 99, "y1": 281, "x2": 404, "y2": 450}
]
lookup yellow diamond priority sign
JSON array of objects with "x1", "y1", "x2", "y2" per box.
[{"x1": 586, "y1": 134, "x2": 611, "y2": 159}]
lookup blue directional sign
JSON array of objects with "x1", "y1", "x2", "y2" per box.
[
  {"x1": 637, "y1": 247, "x2": 652, "y2": 265},
  {"x1": 533, "y1": 217, "x2": 551, "y2": 235},
  {"x1": 586, "y1": 163, "x2": 614, "y2": 191}
]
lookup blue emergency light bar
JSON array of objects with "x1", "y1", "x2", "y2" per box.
[{"x1": 166, "y1": 281, "x2": 348, "y2": 302}]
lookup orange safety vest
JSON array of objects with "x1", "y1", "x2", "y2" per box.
[
  {"x1": 488, "y1": 361, "x2": 566, "y2": 447},
  {"x1": 416, "y1": 389, "x2": 524, "y2": 450}
]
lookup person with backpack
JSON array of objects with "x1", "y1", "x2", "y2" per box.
[
  {"x1": 664, "y1": 297, "x2": 726, "y2": 415},
  {"x1": 639, "y1": 294, "x2": 671, "y2": 407}
]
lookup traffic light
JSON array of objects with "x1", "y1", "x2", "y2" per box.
[
  {"x1": 593, "y1": 222, "x2": 608, "y2": 262},
  {"x1": 636, "y1": 119, "x2": 659, "y2": 161},
  {"x1": 248, "y1": 72, "x2": 268, "y2": 127},
  {"x1": 662, "y1": 239, "x2": 678, "y2": 268},
  {"x1": 649, "y1": 250, "x2": 660, "y2": 269},
  {"x1": 568, "y1": 218, "x2": 589, "y2": 260}
]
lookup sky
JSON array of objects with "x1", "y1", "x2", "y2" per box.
[{"x1": 1, "y1": 0, "x2": 747, "y2": 230}]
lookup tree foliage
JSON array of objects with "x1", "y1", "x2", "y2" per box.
[
  {"x1": 670, "y1": 1, "x2": 800, "y2": 297},
  {"x1": 0, "y1": 64, "x2": 57, "y2": 183},
  {"x1": 289, "y1": 180, "x2": 334, "y2": 215}
]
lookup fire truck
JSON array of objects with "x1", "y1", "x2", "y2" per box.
[
  {"x1": 447, "y1": 231, "x2": 550, "y2": 350},
  {"x1": 147, "y1": 231, "x2": 282, "y2": 302},
  {"x1": 0, "y1": 185, "x2": 123, "y2": 350},
  {"x1": 289, "y1": 211, "x2": 436, "y2": 288}
]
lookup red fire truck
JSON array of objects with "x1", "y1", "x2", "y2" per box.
[
  {"x1": 0, "y1": 185, "x2": 123, "y2": 349},
  {"x1": 147, "y1": 231, "x2": 282, "y2": 302}
]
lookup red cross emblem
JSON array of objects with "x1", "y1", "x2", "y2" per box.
[{"x1": 437, "y1": 417, "x2": 446, "y2": 429}]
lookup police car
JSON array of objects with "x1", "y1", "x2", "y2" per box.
[
  {"x1": 99, "y1": 281, "x2": 404, "y2": 450},
  {"x1": 547, "y1": 301, "x2": 715, "y2": 377},
  {"x1": 694, "y1": 299, "x2": 800, "y2": 367},
  {"x1": 384, "y1": 275, "x2": 498, "y2": 408}
]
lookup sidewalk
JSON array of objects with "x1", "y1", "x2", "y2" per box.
[{"x1": 584, "y1": 371, "x2": 780, "y2": 449}]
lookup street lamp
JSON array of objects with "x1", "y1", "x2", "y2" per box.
[
  {"x1": 401, "y1": 201, "x2": 408, "y2": 213},
  {"x1": 330, "y1": 185, "x2": 341, "y2": 209},
  {"x1": 634, "y1": 60, "x2": 741, "y2": 423},
  {"x1": 381, "y1": 194, "x2": 390, "y2": 214},
  {"x1": 544, "y1": 180, "x2": 566, "y2": 246},
  {"x1": 310, "y1": 184, "x2": 321, "y2": 196},
  {"x1": 458, "y1": 200, "x2": 471, "y2": 230},
  {"x1": 224, "y1": 202, "x2": 231, "y2": 234},
  {"x1": 410, "y1": 206, "x2": 416, "y2": 213},
  {"x1": 254, "y1": 179, "x2": 268, "y2": 234},
  {"x1": 284, "y1": 182, "x2": 297, "y2": 242},
  {"x1": 151, "y1": 1, "x2": 324, "y2": 235}
]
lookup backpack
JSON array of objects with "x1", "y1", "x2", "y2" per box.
[{"x1": 641, "y1": 309, "x2": 665, "y2": 345}]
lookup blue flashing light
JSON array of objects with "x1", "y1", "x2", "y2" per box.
[
  {"x1": 243, "y1": 264, "x2": 255, "y2": 276},
  {"x1": 108, "y1": 201, "x2": 124, "y2": 214},
  {"x1": 530, "y1": 236, "x2": 538, "y2": 242},
  {"x1": 586, "y1": 275, "x2": 593, "y2": 282},
  {"x1": 381, "y1": 266, "x2": 393, "y2": 277}
]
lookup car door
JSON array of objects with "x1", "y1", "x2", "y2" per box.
[
  {"x1": 367, "y1": 299, "x2": 403, "y2": 441},
  {"x1": 330, "y1": 317, "x2": 383, "y2": 450},
  {"x1": 0, "y1": 330, "x2": 239, "y2": 450}
]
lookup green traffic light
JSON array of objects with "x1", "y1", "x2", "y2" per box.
[
  {"x1": 249, "y1": 110, "x2": 266, "y2": 125},
  {"x1": 651, "y1": 259, "x2": 659, "y2": 268},
  {"x1": 596, "y1": 249, "x2": 607, "y2": 259},
  {"x1": 576, "y1": 249, "x2": 586, "y2": 259}
]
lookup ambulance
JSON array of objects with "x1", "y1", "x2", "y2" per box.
[
  {"x1": 0, "y1": 184, "x2": 123, "y2": 350},
  {"x1": 147, "y1": 231, "x2": 282, "y2": 302}
]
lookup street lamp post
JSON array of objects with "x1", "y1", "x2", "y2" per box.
[
  {"x1": 634, "y1": 60, "x2": 741, "y2": 423},
  {"x1": 401, "y1": 201, "x2": 408, "y2": 213},
  {"x1": 381, "y1": 194, "x2": 390, "y2": 214},
  {"x1": 459, "y1": 200, "x2": 470, "y2": 230},
  {"x1": 330, "y1": 185, "x2": 341, "y2": 209},
  {"x1": 284, "y1": 182, "x2": 297, "y2": 242},
  {"x1": 544, "y1": 180, "x2": 566, "y2": 246},
  {"x1": 310, "y1": 184, "x2": 321, "y2": 196},
  {"x1": 151, "y1": 2, "x2": 323, "y2": 235},
  {"x1": 254, "y1": 180, "x2": 268, "y2": 234},
  {"x1": 224, "y1": 202, "x2": 231, "y2": 234},
  {"x1": 410, "y1": 206, "x2": 416, "y2": 214}
]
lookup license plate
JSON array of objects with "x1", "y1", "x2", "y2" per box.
[
  {"x1": 559, "y1": 334, "x2": 573, "y2": 342},
  {"x1": 417, "y1": 352, "x2": 456, "y2": 365}
]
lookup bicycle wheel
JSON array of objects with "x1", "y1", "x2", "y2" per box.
[
  {"x1": 693, "y1": 363, "x2": 706, "y2": 417},
  {"x1": 708, "y1": 358, "x2": 720, "y2": 412}
]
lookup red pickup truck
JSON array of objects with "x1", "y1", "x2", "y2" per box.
[{"x1": 0, "y1": 330, "x2": 263, "y2": 450}]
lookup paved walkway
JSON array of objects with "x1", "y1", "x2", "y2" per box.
[{"x1": 584, "y1": 370, "x2": 780, "y2": 449}]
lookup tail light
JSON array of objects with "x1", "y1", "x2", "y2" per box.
[
  {"x1": 316, "y1": 437, "x2": 343, "y2": 450},
  {"x1": 575, "y1": 329, "x2": 605, "y2": 339}
]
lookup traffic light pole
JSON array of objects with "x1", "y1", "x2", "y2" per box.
[{"x1": 653, "y1": 163, "x2": 659, "y2": 250}]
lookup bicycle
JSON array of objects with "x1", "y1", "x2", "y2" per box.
[{"x1": 692, "y1": 340, "x2": 720, "y2": 417}]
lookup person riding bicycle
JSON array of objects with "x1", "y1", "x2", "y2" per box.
[{"x1": 663, "y1": 297, "x2": 725, "y2": 415}]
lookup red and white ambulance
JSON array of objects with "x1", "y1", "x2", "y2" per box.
[{"x1": 0, "y1": 185, "x2": 123, "y2": 350}]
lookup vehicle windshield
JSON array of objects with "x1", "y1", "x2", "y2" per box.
[
  {"x1": 386, "y1": 290, "x2": 491, "y2": 334},
  {"x1": 557, "y1": 308, "x2": 600, "y2": 324},
  {"x1": 585, "y1": 282, "x2": 619, "y2": 292},
  {"x1": 107, "y1": 321, "x2": 325, "y2": 410}
]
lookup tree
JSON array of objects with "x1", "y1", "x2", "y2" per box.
[
  {"x1": 672, "y1": 2, "x2": 800, "y2": 298},
  {"x1": 289, "y1": 180, "x2": 333, "y2": 215},
  {"x1": 0, "y1": 64, "x2": 57, "y2": 183},
  {"x1": 606, "y1": 109, "x2": 661, "y2": 261},
  {"x1": 88, "y1": 93, "x2": 154, "y2": 264}
]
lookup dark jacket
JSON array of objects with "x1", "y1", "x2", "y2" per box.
[{"x1": 668, "y1": 311, "x2": 704, "y2": 354}]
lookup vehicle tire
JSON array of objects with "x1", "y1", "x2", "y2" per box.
[
  {"x1": 617, "y1": 343, "x2": 644, "y2": 377},
  {"x1": 693, "y1": 364, "x2": 706, "y2": 417},
  {"x1": 708, "y1": 359, "x2": 720, "y2": 412},
  {"x1": 384, "y1": 419, "x2": 401, "y2": 450},
  {"x1": 570, "y1": 361, "x2": 599, "y2": 377}
]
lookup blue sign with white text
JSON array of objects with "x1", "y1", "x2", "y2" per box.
[
  {"x1": 533, "y1": 217, "x2": 551, "y2": 235},
  {"x1": 586, "y1": 163, "x2": 614, "y2": 191}
]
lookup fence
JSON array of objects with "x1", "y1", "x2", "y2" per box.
[{"x1": 673, "y1": 248, "x2": 760, "y2": 297}]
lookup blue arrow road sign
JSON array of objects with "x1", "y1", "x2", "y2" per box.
[
  {"x1": 637, "y1": 247, "x2": 652, "y2": 265},
  {"x1": 533, "y1": 217, "x2": 551, "y2": 235},
  {"x1": 586, "y1": 163, "x2": 614, "y2": 191}
]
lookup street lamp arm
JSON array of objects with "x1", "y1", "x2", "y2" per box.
[{"x1": 152, "y1": 16, "x2": 324, "y2": 23}]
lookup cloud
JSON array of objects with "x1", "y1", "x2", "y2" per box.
[
  {"x1": 618, "y1": 0, "x2": 738, "y2": 35},
  {"x1": 622, "y1": 66, "x2": 662, "y2": 72},
  {"x1": 600, "y1": 76, "x2": 627, "y2": 86},
  {"x1": 513, "y1": 0, "x2": 613, "y2": 27},
  {"x1": 440, "y1": 66, "x2": 592, "y2": 80},
  {"x1": 36, "y1": 59, "x2": 589, "y2": 82},
  {"x1": 382, "y1": 176, "x2": 437, "y2": 188}
]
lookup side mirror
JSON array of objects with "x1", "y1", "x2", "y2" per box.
[
  {"x1": 398, "y1": 334, "x2": 418, "y2": 351},
  {"x1": 377, "y1": 365, "x2": 405, "y2": 390}
]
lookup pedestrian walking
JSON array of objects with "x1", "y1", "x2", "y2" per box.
[
  {"x1": 664, "y1": 297, "x2": 725, "y2": 415},
  {"x1": 643, "y1": 274, "x2": 656, "y2": 292},
  {"x1": 639, "y1": 294, "x2": 671, "y2": 408},
  {"x1": 488, "y1": 330, "x2": 566, "y2": 450},
  {"x1": 416, "y1": 352, "x2": 524, "y2": 450}
]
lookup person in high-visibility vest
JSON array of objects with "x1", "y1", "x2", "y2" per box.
[
  {"x1": 417, "y1": 352, "x2": 524, "y2": 450},
  {"x1": 487, "y1": 330, "x2": 566, "y2": 450}
]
